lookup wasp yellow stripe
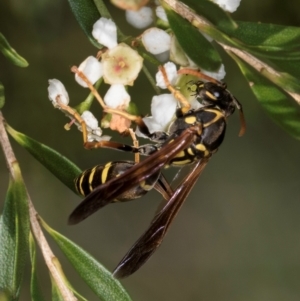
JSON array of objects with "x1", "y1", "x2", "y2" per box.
[
  {"x1": 88, "y1": 166, "x2": 98, "y2": 192},
  {"x1": 184, "y1": 115, "x2": 197, "y2": 124},
  {"x1": 76, "y1": 170, "x2": 88, "y2": 196},
  {"x1": 203, "y1": 109, "x2": 223, "y2": 127},
  {"x1": 101, "y1": 162, "x2": 113, "y2": 185}
]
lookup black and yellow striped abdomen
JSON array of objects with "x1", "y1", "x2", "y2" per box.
[{"x1": 75, "y1": 160, "x2": 161, "y2": 202}]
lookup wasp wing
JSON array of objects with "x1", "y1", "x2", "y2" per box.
[
  {"x1": 113, "y1": 158, "x2": 209, "y2": 278},
  {"x1": 68, "y1": 127, "x2": 198, "y2": 225}
]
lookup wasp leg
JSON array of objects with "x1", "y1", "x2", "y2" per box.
[
  {"x1": 158, "y1": 65, "x2": 191, "y2": 113},
  {"x1": 128, "y1": 128, "x2": 140, "y2": 163},
  {"x1": 83, "y1": 140, "x2": 139, "y2": 152},
  {"x1": 154, "y1": 173, "x2": 173, "y2": 201}
]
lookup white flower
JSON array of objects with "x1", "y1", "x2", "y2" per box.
[
  {"x1": 156, "y1": 62, "x2": 178, "y2": 89},
  {"x1": 81, "y1": 111, "x2": 111, "y2": 142},
  {"x1": 137, "y1": 93, "x2": 177, "y2": 136},
  {"x1": 48, "y1": 79, "x2": 69, "y2": 106},
  {"x1": 101, "y1": 43, "x2": 143, "y2": 86},
  {"x1": 142, "y1": 28, "x2": 171, "y2": 55},
  {"x1": 201, "y1": 64, "x2": 226, "y2": 81},
  {"x1": 155, "y1": 6, "x2": 168, "y2": 22},
  {"x1": 211, "y1": 0, "x2": 241, "y2": 12},
  {"x1": 92, "y1": 18, "x2": 118, "y2": 49},
  {"x1": 126, "y1": 6, "x2": 153, "y2": 29},
  {"x1": 81, "y1": 111, "x2": 99, "y2": 130},
  {"x1": 104, "y1": 84, "x2": 131, "y2": 108},
  {"x1": 75, "y1": 56, "x2": 103, "y2": 87}
]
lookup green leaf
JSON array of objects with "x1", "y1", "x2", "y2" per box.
[
  {"x1": 0, "y1": 33, "x2": 28, "y2": 67},
  {"x1": 230, "y1": 53, "x2": 300, "y2": 140},
  {"x1": 68, "y1": 0, "x2": 101, "y2": 48},
  {"x1": 234, "y1": 22, "x2": 300, "y2": 50},
  {"x1": 6, "y1": 124, "x2": 82, "y2": 194},
  {"x1": 266, "y1": 58, "x2": 300, "y2": 80},
  {"x1": 42, "y1": 222, "x2": 132, "y2": 301},
  {"x1": 232, "y1": 22, "x2": 300, "y2": 59},
  {"x1": 0, "y1": 164, "x2": 30, "y2": 300},
  {"x1": 0, "y1": 82, "x2": 4, "y2": 109},
  {"x1": 29, "y1": 234, "x2": 46, "y2": 301},
  {"x1": 165, "y1": 6, "x2": 222, "y2": 71},
  {"x1": 50, "y1": 275, "x2": 64, "y2": 301},
  {"x1": 180, "y1": 0, "x2": 237, "y2": 35}
]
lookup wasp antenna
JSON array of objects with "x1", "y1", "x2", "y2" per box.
[
  {"x1": 231, "y1": 97, "x2": 246, "y2": 137},
  {"x1": 238, "y1": 110, "x2": 246, "y2": 137}
]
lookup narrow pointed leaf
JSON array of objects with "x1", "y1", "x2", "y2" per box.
[
  {"x1": 165, "y1": 7, "x2": 222, "y2": 71},
  {"x1": 6, "y1": 124, "x2": 81, "y2": 194},
  {"x1": 0, "y1": 33, "x2": 28, "y2": 67},
  {"x1": 233, "y1": 22, "x2": 300, "y2": 56},
  {"x1": 43, "y1": 223, "x2": 132, "y2": 301},
  {"x1": 0, "y1": 82, "x2": 4, "y2": 109},
  {"x1": 180, "y1": 0, "x2": 237, "y2": 35},
  {"x1": 51, "y1": 275, "x2": 64, "y2": 301},
  {"x1": 68, "y1": 0, "x2": 101, "y2": 48},
  {"x1": 230, "y1": 53, "x2": 300, "y2": 140},
  {"x1": 267, "y1": 58, "x2": 300, "y2": 80},
  {"x1": 29, "y1": 234, "x2": 46, "y2": 301},
  {"x1": 0, "y1": 164, "x2": 30, "y2": 300}
]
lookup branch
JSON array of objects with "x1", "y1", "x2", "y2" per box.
[
  {"x1": 161, "y1": 0, "x2": 300, "y2": 105},
  {"x1": 0, "y1": 111, "x2": 77, "y2": 301}
]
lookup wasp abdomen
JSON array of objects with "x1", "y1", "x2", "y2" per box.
[{"x1": 75, "y1": 160, "x2": 161, "y2": 202}]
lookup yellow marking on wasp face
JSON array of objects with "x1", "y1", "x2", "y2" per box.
[
  {"x1": 184, "y1": 115, "x2": 197, "y2": 124},
  {"x1": 204, "y1": 150, "x2": 210, "y2": 157},
  {"x1": 88, "y1": 166, "x2": 98, "y2": 191},
  {"x1": 101, "y1": 162, "x2": 113, "y2": 185},
  {"x1": 205, "y1": 91, "x2": 217, "y2": 100},
  {"x1": 195, "y1": 143, "x2": 206, "y2": 152},
  {"x1": 203, "y1": 109, "x2": 223, "y2": 127}
]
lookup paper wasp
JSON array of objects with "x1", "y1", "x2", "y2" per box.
[{"x1": 68, "y1": 66, "x2": 246, "y2": 278}]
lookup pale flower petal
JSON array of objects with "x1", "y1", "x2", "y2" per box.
[
  {"x1": 156, "y1": 62, "x2": 177, "y2": 89},
  {"x1": 81, "y1": 110, "x2": 99, "y2": 130},
  {"x1": 155, "y1": 6, "x2": 168, "y2": 22},
  {"x1": 92, "y1": 18, "x2": 118, "y2": 49},
  {"x1": 104, "y1": 84, "x2": 131, "y2": 108},
  {"x1": 126, "y1": 6, "x2": 153, "y2": 29},
  {"x1": 137, "y1": 116, "x2": 165, "y2": 136},
  {"x1": 211, "y1": 0, "x2": 241, "y2": 12},
  {"x1": 136, "y1": 93, "x2": 177, "y2": 136},
  {"x1": 102, "y1": 43, "x2": 143, "y2": 86},
  {"x1": 81, "y1": 111, "x2": 111, "y2": 142},
  {"x1": 75, "y1": 56, "x2": 103, "y2": 87},
  {"x1": 202, "y1": 64, "x2": 226, "y2": 81},
  {"x1": 142, "y1": 28, "x2": 171, "y2": 55},
  {"x1": 151, "y1": 94, "x2": 177, "y2": 127},
  {"x1": 48, "y1": 79, "x2": 69, "y2": 106}
]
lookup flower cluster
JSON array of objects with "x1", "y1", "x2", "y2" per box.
[{"x1": 48, "y1": 0, "x2": 241, "y2": 143}]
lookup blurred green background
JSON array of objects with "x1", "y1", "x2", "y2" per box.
[{"x1": 1, "y1": 1, "x2": 300, "y2": 300}]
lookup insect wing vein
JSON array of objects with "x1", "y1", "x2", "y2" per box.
[{"x1": 113, "y1": 159, "x2": 209, "y2": 278}]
